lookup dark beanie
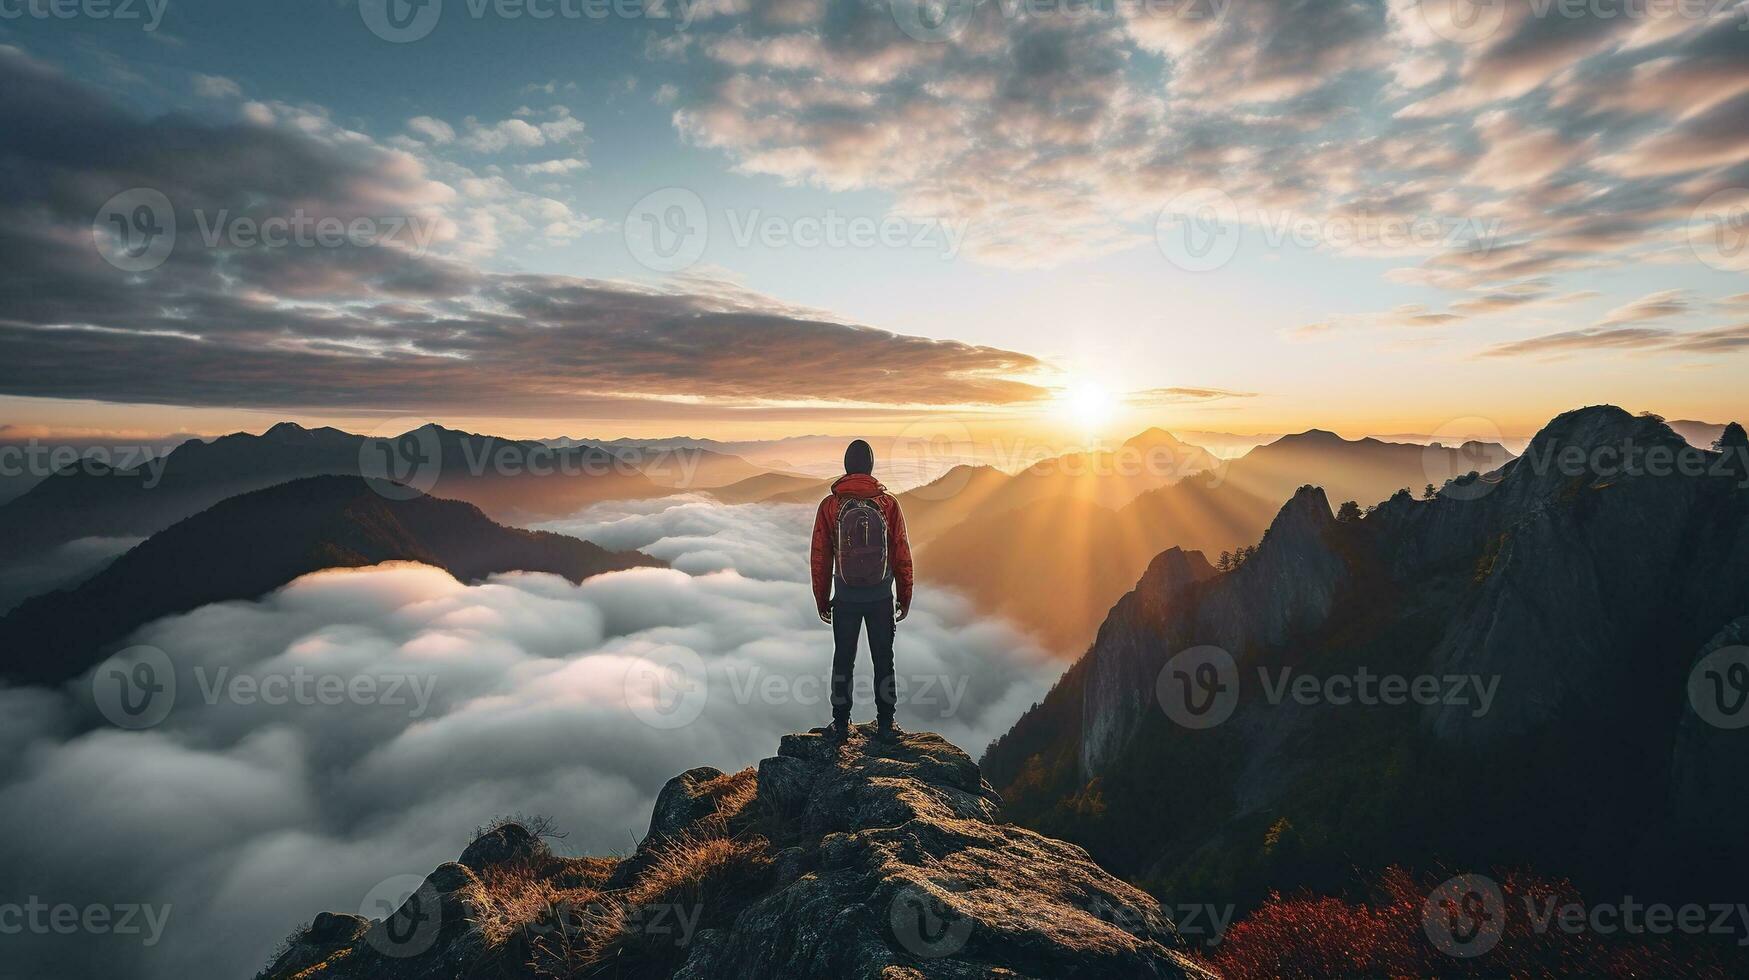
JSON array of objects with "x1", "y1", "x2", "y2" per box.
[{"x1": 844, "y1": 439, "x2": 874, "y2": 475}]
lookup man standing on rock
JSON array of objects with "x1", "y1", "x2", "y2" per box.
[{"x1": 810, "y1": 439, "x2": 914, "y2": 741}]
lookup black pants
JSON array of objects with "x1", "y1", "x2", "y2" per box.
[{"x1": 831, "y1": 603, "x2": 896, "y2": 726}]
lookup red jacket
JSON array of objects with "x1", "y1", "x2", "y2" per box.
[{"x1": 810, "y1": 473, "x2": 913, "y2": 613}]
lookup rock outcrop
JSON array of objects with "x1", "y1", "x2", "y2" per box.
[{"x1": 256, "y1": 728, "x2": 1215, "y2": 980}]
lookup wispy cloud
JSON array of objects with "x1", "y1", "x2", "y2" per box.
[
  {"x1": 1127, "y1": 386, "x2": 1259, "y2": 403},
  {"x1": 1480, "y1": 321, "x2": 1749, "y2": 359}
]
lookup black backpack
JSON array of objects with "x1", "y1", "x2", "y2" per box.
[{"x1": 835, "y1": 496, "x2": 889, "y2": 588}]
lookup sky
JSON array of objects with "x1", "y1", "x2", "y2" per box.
[{"x1": 1, "y1": 0, "x2": 1746, "y2": 447}]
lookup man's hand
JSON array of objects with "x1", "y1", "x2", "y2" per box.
[
  {"x1": 895, "y1": 600, "x2": 909, "y2": 623},
  {"x1": 819, "y1": 607, "x2": 833, "y2": 625}
]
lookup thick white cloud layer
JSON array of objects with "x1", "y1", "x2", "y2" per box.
[{"x1": 0, "y1": 497, "x2": 1057, "y2": 980}]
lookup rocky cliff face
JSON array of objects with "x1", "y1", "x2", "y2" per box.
[
  {"x1": 1079, "y1": 548, "x2": 1217, "y2": 774},
  {"x1": 1072, "y1": 485, "x2": 1347, "y2": 775},
  {"x1": 258, "y1": 728, "x2": 1215, "y2": 980}
]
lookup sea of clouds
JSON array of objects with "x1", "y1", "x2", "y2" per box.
[{"x1": 0, "y1": 496, "x2": 1059, "y2": 979}]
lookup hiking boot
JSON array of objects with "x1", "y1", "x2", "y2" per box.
[
  {"x1": 875, "y1": 721, "x2": 903, "y2": 742},
  {"x1": 827, "y1": 719, "x2": 851, "y2": 741}
]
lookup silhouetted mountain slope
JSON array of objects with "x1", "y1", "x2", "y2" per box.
[
  {"x1": 984, "y1": 406, "x2": 1749, "y2": 909},
  {"x1": 0, "y1": 422, "x2": 662, "y2": 564},
  {"x1": 705, "y1": 471, "x2": 831, "y2": 504},
  {"x1": 0, "y1": 475, "x2": 662, "y2": 684},
  {"x1": 258, "y1": 729, "x2": 1214, "y2": 980},
  {"x1": 1204, "y1": 427, "x2": 1514, "y2": 513},
  {"x1": 895, "y1": 463, "x2": 1015, "y2": 545},
  {"x1": 921, "y1": 478, "x2": 1281, "y2": 651},
  {"x1": 982, "y1": 431, "x2": 1219, "y2": 514}
]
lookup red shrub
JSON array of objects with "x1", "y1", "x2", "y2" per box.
[{"x1": 1196, "y1": 867, "x2": 1746, "y2": 979}]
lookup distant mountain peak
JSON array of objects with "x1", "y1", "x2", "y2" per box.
[
  {"x1": 1282, "y1": 427, "x2": 1348, "y2": 445},
  {"x1": 1275, "y1": 483, "x2": 1334, "y2": 524},
  {"x1": 1122, "y1": 426, "x2": 1190, "y2": 448},
  {"x1": 1516, "y1": 404, "x2": 1688, "y2": 465},
  {"x1": 1138, "y1": 546, "x2": 1215, "y2": 593}
]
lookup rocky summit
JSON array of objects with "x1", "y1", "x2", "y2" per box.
[{"x1": 256, "y1": 728, "x2": 1215, "y2": 980}]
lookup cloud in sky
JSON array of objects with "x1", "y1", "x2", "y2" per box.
[
  {"x1": 1126, "y1": 386, "x2": 1259, "y2": 404},
  {"x1": 1479, "y1": 322, "x2": 1749, "y2": 358},
  {"x1": 0, "y1": 46, "x2": 1048, "y2": 418},
  {"x1": 663, "y1": 0, "x2": 1747, "y2": 290},
  {"x1": 1594, "y1": 288, "x2": 1691, "y2": 327},
  {"x1": 0, "y1": 497, "x2": 1059, "y2": 980}
]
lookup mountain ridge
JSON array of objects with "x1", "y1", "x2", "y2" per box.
[
  {"x1": 0, "y1": 475, "x2": 663, "y2": 684},
  {"x1": 0, "y1": 422, "x2": 665, "y2": 565}
]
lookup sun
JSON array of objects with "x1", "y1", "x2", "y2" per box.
[{"x1": 1060, "y1": 381, "x2": 1116, "y2": 433}]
